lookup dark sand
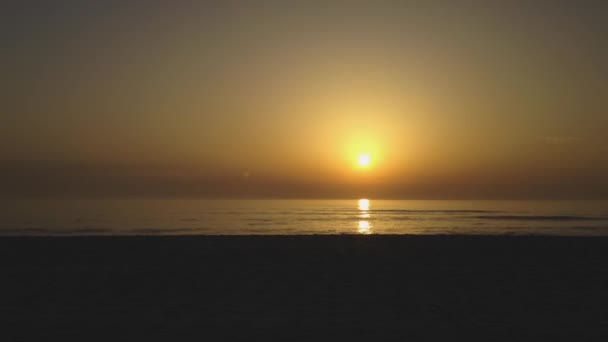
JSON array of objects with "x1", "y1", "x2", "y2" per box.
[{"x1": 1, "y1": 235, "x2": 607, "y2": 341}]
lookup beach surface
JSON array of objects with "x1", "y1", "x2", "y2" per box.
[{"x1": 1, "y1": 235, "x2": 607, "y2": 340}]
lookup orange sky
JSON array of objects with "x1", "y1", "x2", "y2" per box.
[{"x1": 2, "y1": 2, "x2": 607, "y2": 198}]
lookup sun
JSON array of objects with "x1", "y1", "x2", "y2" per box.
[{"x1": 357, "y1": 154, "x2": 371, "y2": 167}]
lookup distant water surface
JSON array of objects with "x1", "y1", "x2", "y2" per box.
[{"x1": 1, "y1": 199, "x2": 607, "y2": 236}]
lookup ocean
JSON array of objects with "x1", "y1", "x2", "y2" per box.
[{"x1": 1, "y1": 199, "x2": 607, "y2": 236}]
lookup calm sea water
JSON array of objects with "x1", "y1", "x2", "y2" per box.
[{"x1": 1, "y1": 199, "x2": 607, "y2": 236}]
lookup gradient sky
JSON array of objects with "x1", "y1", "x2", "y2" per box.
[{"x1": 2, "y1": 1, "x2": 607, "y2": 199}]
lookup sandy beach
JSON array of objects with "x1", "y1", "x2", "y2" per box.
[{"x1": 1, "y1": 235, "x2": 607, "y2": 340}]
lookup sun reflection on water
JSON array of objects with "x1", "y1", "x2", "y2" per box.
[
  {"x1": 357, "y1": 199, "x2": 372, "y2": 234},
  {"x1": 358, "y1": 199, "x2": 370, "y2": 211},
  {"x1": 358, "y1": 220, "x2": 372, "y2": 234}
]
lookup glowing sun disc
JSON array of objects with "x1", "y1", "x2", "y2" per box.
[{"x1": 358, "y1": 154, "x2": 371, "y2": 167}]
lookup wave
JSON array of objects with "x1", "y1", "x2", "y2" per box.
[
  {"x1": 570, "y1": 226, "x2": 606, "y2": 231},
  {"x1": 474, "y1": 215, "x2": 604, "y2": 221},
  {"x1": 268, "y1": 209, "x2": 499, "y2": 215},
  {"x1": 0, "y1": 227, "x2": 114, "y2": 235},
  {"x1": 130, "y1": 228, "x2": 200, "y2": 234},
  {"x1": 372, "y1": 209, "x2": 497, "y2": 214}
]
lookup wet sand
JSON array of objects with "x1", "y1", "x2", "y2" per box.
[{"x1": 1, "y1": 235, "x2": 607, "y2": 340}]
